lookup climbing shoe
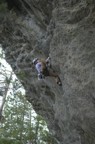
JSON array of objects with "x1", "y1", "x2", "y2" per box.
[{"x1": 57, "y1": 81, "x2": 62, "y2": 86}]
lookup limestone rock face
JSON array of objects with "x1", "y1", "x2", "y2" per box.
[{"x1": 0, "y1": 0, "x2": 95, "y2": 143}]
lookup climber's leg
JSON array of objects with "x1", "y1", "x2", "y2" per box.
[
  {"x1": 42, "y1": 68, "x2": 62, "y2": 86},
  {"x1": 49, "y1": 70, "x2": 62, "y2": 86}
]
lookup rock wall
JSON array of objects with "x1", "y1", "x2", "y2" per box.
[{"x1": 0, "y1": 0, "x2": 95, "y2": 143}]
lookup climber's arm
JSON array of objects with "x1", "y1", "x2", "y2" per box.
[{"x1": 46, "y1": 57, "x2": 51, "y2": 68}]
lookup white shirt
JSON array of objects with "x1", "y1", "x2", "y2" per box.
[{"x1": 35, "y1": 62, "x2": 42, "y2": 73}]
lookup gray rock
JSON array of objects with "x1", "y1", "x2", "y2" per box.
[{"x1": 0, "y1": 0, "x2": 95, "y2": 143}]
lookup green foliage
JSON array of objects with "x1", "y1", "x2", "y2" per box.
[
  {"x1": 86, "y1": 0, "x2": 94, "y2": 5},
  {"x1": 0, "y1": 138, "x2": 21, "y2": 144},
  {"x1": 17, "y1": 70, "x2": 26, "y2": 80},
  {"x1": 0, "y1": 0, "x2": 6, "y2": 4},
  {"x1": 0, "y1": 78, "x2": 56, "y2": 144},
  {"x1": 0, "y1": 2, "x2": 7, "y2": 13}
]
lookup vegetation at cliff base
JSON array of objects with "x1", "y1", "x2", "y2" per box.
[
  {"x1": 0, "y1": 48, "x2": 57, "y2": 144},
  {"x1": 0, "y1": 0, "x2": 7, "y2": 12}
]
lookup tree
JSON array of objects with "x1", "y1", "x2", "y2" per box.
[{"x1": 0, "y1": 81, "x2": 57, "y2": 144}]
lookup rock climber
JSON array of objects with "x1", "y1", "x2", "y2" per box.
[{"x1": 32, "y1": 57, "x2": 62, "y2": 86}]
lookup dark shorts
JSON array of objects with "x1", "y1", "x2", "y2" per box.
[{"x1": 43, "y1": 68, "x2": 50, "y2": 76}]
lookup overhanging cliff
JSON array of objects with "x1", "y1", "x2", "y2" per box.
[{"x1": 0, "y1": 0, "x2": 95, "y2": 144}]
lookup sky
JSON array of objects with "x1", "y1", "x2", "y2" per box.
[
  {"x1": 0, "y1": 45, "x2": 26, "y2": 104},
  {"x1": 0, "y1": 46, "x2": 26, "y2": 114},
  {"x1": 0, "y1": 97, "x2": 2, "y2": 106},
  {"x1": 0, "y1": 46, "x2": 12, "y2": 105}
]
